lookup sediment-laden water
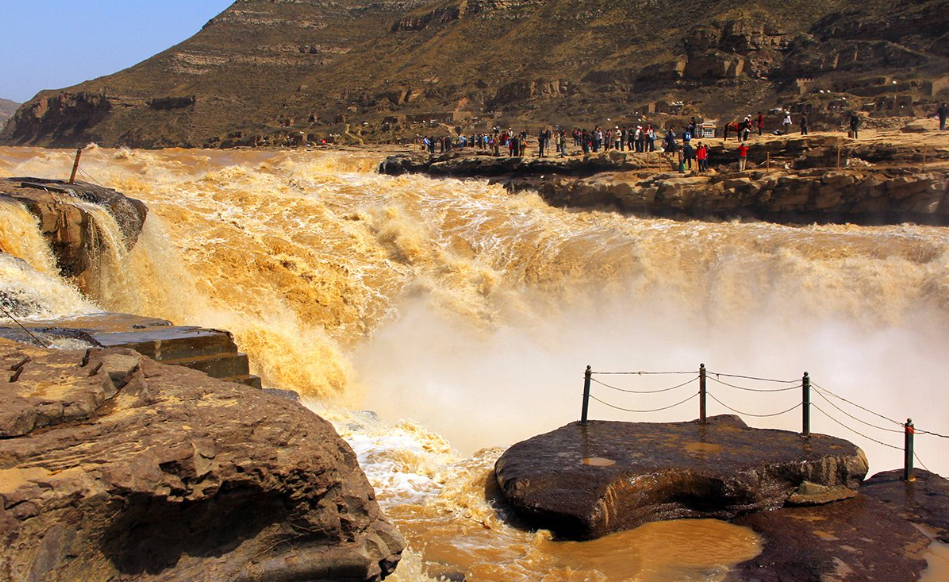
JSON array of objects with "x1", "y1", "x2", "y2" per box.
[{"x1": 2, "y1": 146, "x2": 947, "y2": 581}]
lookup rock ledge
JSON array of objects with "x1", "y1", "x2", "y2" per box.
[{"x1": 495, "y1": 415, "x2": 868, "y2": 540}]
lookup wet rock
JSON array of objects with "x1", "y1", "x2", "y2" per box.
[
  {"x1": 862, "y1": 469, "x2": 949, "y2": 543},
  {"x1": 0, "y1": 339, "x2": 404, "y2": 581},
  {"x1": 494, "y1": 415, "x2": 868, "y2": 540},
  {"x1": 732, "y1": 495, "x2": 929, "y2": 582},
  {"x1": 0, "y1": 178, "x2": 147, "y2": 278}
]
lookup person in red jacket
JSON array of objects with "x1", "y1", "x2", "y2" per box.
[
  {"x1": 737, "y1": 142, "x2": 749, "y2": 172},
  {"x1": 696, "y1": 142, "x2": 709, "y2": 173},
  {"x1": 756, "y1": 112, "x2": 764, "y2": 136}
]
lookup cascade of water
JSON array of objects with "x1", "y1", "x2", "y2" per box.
[
  {"x1": 2, "y1": 146, "x2": 948, "y2": 581},
  {"x1": 0, "y1": 253, "x2": 97, "y2": 320},
  {"x1": 0, "y1": 199, "x2": 60, "y2": 276}
]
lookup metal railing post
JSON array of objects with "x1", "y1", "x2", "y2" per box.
[
  {"x1": 699, "y1": 363, "x2": 707, "y2": 423},
  {"x1": 802, "y1": 372, "x2": 810, "y2": 436},
  {"x1": 580, "y1": 365, "x2": 592, "y2": 425},
  {"x1": 69, "y1": 147, "x2": 82, "y2": 184},
  {"x1": 904, "y1": 418, "x2": 915, "y2": 482}
]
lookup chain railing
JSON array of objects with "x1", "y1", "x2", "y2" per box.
[{"x1": 579, "y1": 363, "x2": 938, "y2": 482}]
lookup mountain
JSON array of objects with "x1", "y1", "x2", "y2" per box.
[
  {"x1": 0, "y1": 99, "x2": 20, "y2": 127},
  {"x1": 2, "y1": 0, "x2": 948, "y2": 148}
]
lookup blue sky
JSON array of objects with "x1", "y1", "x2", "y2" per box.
[{"x1": 0, "y1": 1, "x2": 234, "y2": 103}]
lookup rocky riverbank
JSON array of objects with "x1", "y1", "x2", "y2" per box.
[
  {"x1": 0, "y1": 339, "x2": 404, "y2": 582},
  {"x1": 379, "y1": 133, "x2": 949, "y2": 225}
]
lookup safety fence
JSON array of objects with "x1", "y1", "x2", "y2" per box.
[{"x1": 579, "y1": 364, "x2": 949, "y2": 482}]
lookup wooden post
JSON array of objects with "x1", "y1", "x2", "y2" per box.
[
  {"x1": 904, "y1": 419, "x2": 915, "y2": 482},
  {"x1": 699, "y1": 363, "x2": 707, "y2": 423},
  {"x1": 581, "y1": 365, "x2": 592, "y2": 425},
  {"x1": 802, "y1": 372, "x2": 811, "y2": 436},
  {"x1": 766, "y1": 152, "x2": 770, "y2": 172},
  {"x1": 69, "y1": 147, "x2": 83, "y2": 184}
]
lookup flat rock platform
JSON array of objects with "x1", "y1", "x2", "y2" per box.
[{"x1": 495, "y1": 415, "x2": 868, "y2": 540}]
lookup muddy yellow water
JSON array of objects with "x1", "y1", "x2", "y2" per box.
[{"x1": 2, "y1": 145, "x2": 949, "y2": 580}]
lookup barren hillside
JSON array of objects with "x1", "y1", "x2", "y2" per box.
[{"x1": 2, "y1": 0, "x2": 947, "y2": 147}]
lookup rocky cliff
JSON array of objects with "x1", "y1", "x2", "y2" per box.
[
  {"x1": 3, "y1": 0, "x2": 948, "y2": 148},
  {"x1": 0, "y1": 339, "x2": 404, "y2": 581},
  {"x1": 0, "y1": 99, "x2": 19, "y2": 127}
]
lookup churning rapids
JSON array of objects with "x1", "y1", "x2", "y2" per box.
[{"x1": 1, "y1": 146, "x2": 948, "y2": 581}]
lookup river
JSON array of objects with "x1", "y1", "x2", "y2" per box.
[{"x1": 1, "y1": 146, "x2": 947, "y2": 581}]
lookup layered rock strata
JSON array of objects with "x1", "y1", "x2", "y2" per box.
[
  {"x1": 0, "y1": 339, "x2": 403, "y2": 581},
  {"x1": 513, "y1": 167, "x2": 949, "y2": 224},
  {"x1": 380, "y1": 145, "x2": 949, "y2": 224},
  {"x1": 494, "y1": 415, "x2": 869, "y2": 540}
]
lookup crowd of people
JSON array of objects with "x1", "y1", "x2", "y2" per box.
[{"x1": 416, "y1": 105, "x2": 948, "y2": 173}]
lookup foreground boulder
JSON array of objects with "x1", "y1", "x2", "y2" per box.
[
  {"x1": 0, "y1": 339, "x2": 403, "y2": 581},
  {"x1": 495, "y1": 415, "x2": 868, "y2": 540}
]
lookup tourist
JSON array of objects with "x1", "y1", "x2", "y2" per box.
[
  {"x1": 756, "y1": 112, "x2": 764, "y2": 136},
  {"x1": 664, "y1": 129, "x2": 677, "y2": 157},
  {"x1": 558, "y1": 130, "x2": 567, "y2": 157},
  {"x1": 743, "y1": 115, "x2": 752, "y2": 141},
  {"x1": 688, "y1": 117, "x2": 697, "y2": 140},
  {"x1": 696, "y1": 142, "x2": 709, "y2": 173},
  {"x1": 683, "y1": 140, "x2": 695, "y2": 171},
  {"x1": 782, "y1": 110, "x2": 792, "y2": 135},
  {"x1": 537, "y1": 127, "x2": 547, "y2": 157},
  {"x1": 800, "y1": 113, "x2": 808, "y2": 135},
  {"x1": 937, "y1": 103, "x2": 947, "y2": 131},
  {"x1": 849, "y1": 112, "x2": 860, "y2": 139},
  {"x1": 737, "y1": 141, "x2": 749, "y2": 172},
  {"x1": 646, "y1": 124, "x2": 656, "y2": 152}
]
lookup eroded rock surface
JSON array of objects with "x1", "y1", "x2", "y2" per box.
[
  {"x1": 0, "y1": 339, "x2": 403, "y2": 582},
  {"x1": 863, "y1": 469, "x2": 949, "y2": 543},
  {"x1": 495, "y1": 415, "x2": 868, "y2": 540},
  {"x1": 732, "y1": 495, "x2": 930, "y2": 582}
]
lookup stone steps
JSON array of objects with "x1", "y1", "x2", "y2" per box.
[
  {"x1": 0, "y1": 313, "x2": 263, "y2": 389},
  {"x1": 161, "y1": 352, "x2": 251, "y2": 379}
]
